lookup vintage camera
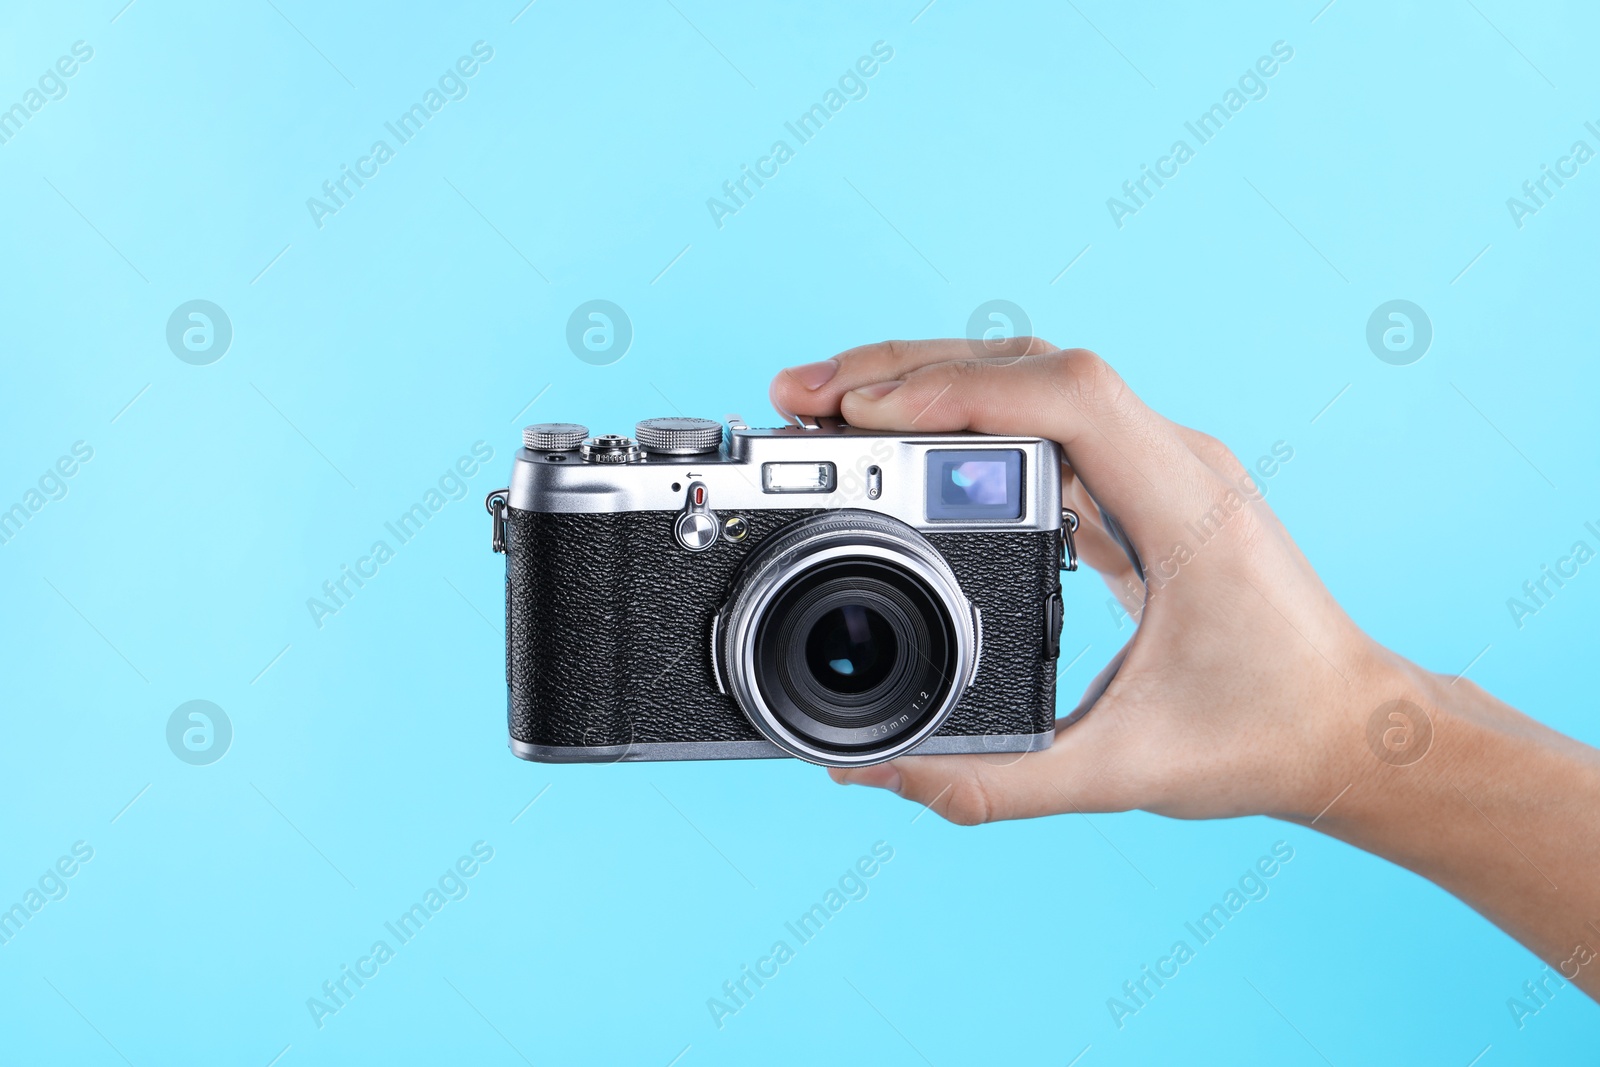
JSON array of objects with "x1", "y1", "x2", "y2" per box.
[{"x1": 486, "y1": 415, "x2": 1078, "y2": 767}]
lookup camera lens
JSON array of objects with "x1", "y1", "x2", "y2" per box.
[
  {"x1": 805, "y1": 604, "x2": 896, "y2": 694},
  {"x1": 753, "y1": 558, "x2": 956, "y2": 754},
  {"x1": 717, "y1": 510, "x2": 980, "y2": 767}
]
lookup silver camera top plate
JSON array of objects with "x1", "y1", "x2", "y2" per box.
[{"x1": 507, "y1": 416, "x2": 1063, "y2": 534}]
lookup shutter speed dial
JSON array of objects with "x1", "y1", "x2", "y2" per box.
[
  {"x1": 674, "y1": 481, "x2": 718, "y2": 551},
  {"x1": 635, "y1": 417, "x2": 723, "y2": 455}
]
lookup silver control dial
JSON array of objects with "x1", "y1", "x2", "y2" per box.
[
  {"x1": 580, "y1": 434, "x2": 641, "y2": 464},
  {"x1": 635, "y1": 417, "x2": 723, "y2": 455},
  {"x1": 523, "y1": 423, "x2": 589, "y2": 451}
]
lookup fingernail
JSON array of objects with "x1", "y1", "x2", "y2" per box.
[
  {"x1": 850, "y1": 380, "x2": 903, "y2": 401},
  {"x1": 839, "y1": 765, "x2": 902, "y2": 793},
  {"x1": 784, "y1": 360, "x2": 839, "y2": 390}
]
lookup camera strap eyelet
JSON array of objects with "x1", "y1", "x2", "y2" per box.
[
  {"x1": 1059, "y1": 508, "x2": 1079, "y2": 572},
  {"x1": 486, "y1": 489, "x2": 510, "y2": 553}
]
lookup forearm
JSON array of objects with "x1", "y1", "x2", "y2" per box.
[{"x1": 1306, "y1": 651, "x2": 1600, "y2": 998}]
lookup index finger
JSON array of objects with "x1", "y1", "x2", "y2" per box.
[{"x1": 770, "y1": 337, "x2": 1058, "y2": 418}]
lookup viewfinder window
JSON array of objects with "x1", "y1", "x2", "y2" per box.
[{"x1": 925, "y1": 450, "x2": 1023, "y2": 520}]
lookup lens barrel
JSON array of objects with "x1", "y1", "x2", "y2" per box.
[{"x1": 716, "y1": 511, "x2": 978, "y2": 766}]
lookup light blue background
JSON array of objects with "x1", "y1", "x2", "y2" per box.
[{"x1": 2, "y1": 0, "x2": 1596, "y2": 1062}]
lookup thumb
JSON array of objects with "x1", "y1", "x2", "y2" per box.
[
  {"x1": 828, "y1": 756, "x2": 1026, "y2": 826},
  {"x1": 827, "y1": 680, "x2": 1142, "y2": 824}
]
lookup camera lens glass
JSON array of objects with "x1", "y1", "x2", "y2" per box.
[
  {"x1": 754, "y1": 558, "x2": 956, "y2": 756},
  {"x1": 805, "y1": 604, "x2": 897, "y2": 694}
]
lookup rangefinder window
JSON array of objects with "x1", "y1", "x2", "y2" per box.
[{"x1": 925, "y1": 449, "x2": 1023, "y2": 520}]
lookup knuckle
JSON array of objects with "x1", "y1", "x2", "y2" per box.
[
  {"x1": 1229, "y1": 504, "x2": 1273, "y2": 557},
  {"x1": 878, "y1": 338, "x2": 913, "y2": 368},
  {"x1": 1198, "y1": 482, "x2": 1272, "y2": 563},
  {"x1": 878, "y1": 338, "x2": 933, "y2": 377},
  {"x1": 907, "y1": 358, "x2": 989, "y2": 395},
  {"x1": 1192, "y1": 432, "x2": 1249, "y2": 481},
  {"x1": 1051, "y1": 349, "x2": 1126, "y2": 409},
  {"x1": 990, "y1": 336, "x2": 1055, "y2": 366},
  {"x1": 834, "y1": 339, "x2": 904, "y2": 378},
  {"x1": 942, "y1": 358, "x2": 990, "y2": 384}
]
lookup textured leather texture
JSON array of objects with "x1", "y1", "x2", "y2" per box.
[
  {"x1": 925, "y1": 530, "x2": 1059, "y2": 736},
  {"x1": 506, "y1": 507, "x2": 1059, "y2": 748}
]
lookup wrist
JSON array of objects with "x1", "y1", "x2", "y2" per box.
[
  {"x1": 1270, "y1": 641, "x2": 1424, "y2": 826},
  {"x1": 1290, "y1": 649, "x2": 1600, "y2": 992},
  {"x1": 1308, "y1": 651, "x2": 1544, "y2": 840},
  {"x1": 1306, "y1": 650, "x2": 1451, "y2": 828}
]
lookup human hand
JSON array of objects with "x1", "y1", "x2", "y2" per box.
[{"x1": 770, "y1": 339, "x2": 1398, "y2": 825}]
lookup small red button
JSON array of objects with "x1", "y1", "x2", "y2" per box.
[{"x1": 694, "y1": 485, "x2": 705, "y2": 505}]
